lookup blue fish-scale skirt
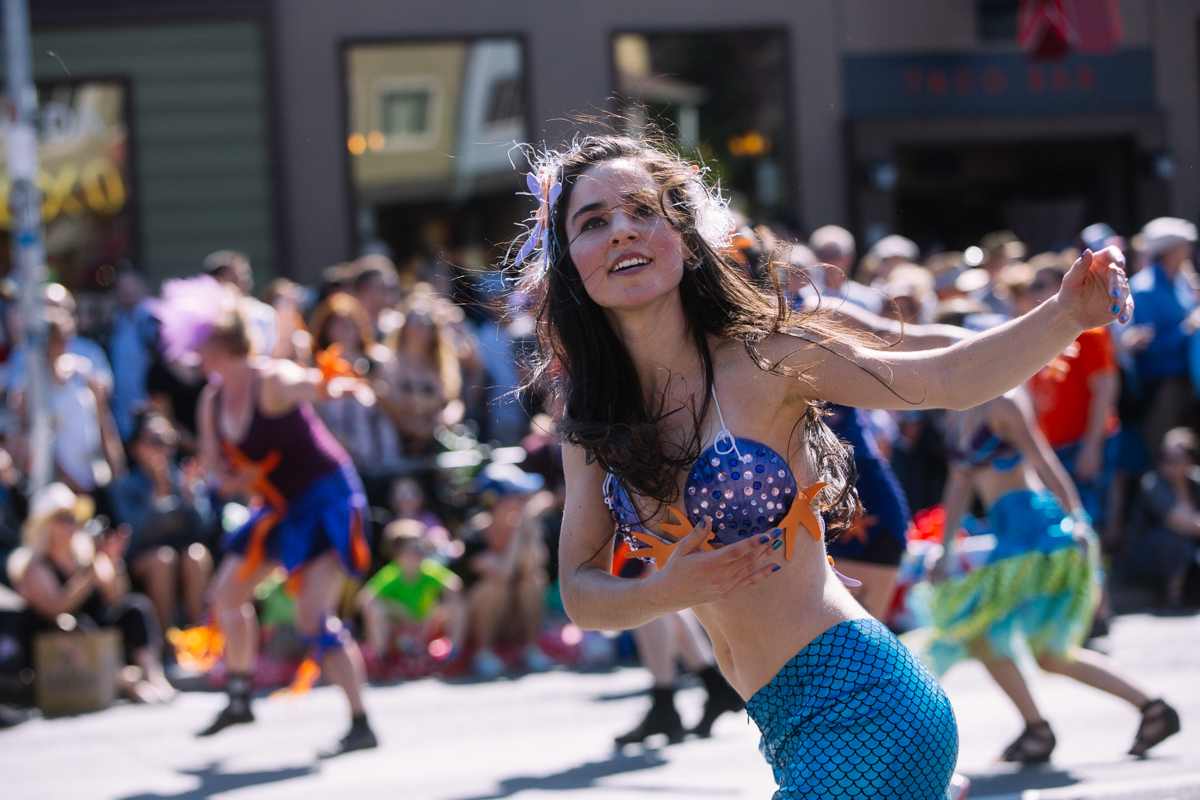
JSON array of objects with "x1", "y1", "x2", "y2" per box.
[{"x1": 745, "y1": 618, "x2": 958, "y2": 799}]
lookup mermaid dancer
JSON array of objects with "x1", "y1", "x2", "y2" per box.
[{"x1": 513, "y1": 131, "x2": 1133, "y2": 797}]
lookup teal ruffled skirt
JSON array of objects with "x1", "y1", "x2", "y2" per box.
[{"x1": 909, "y1": 489, "x2": 1099, "y2": 675}]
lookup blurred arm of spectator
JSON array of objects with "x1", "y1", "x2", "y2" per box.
[
  {"x1": 801, "y1": 293, "x2": 970, "y2": 350},
  {"x1": 1075, "y1": 368, "x2": 1119, "y2": 481},
  {"x1": 88, "y1": 373, "x2": 127, "y2": 482},
  {"x1": 1118, "y1": 323, "x2": 1155, "y2": 353}
]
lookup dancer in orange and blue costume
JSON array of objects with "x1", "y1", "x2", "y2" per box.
[
  {"x1": 516, "y1": 131, "x2": 1134, "y2": 798},
  {"x1": 152, "y1": 276, "x2": 377, "y2": 756}
]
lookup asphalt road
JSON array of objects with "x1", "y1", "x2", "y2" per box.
[{"x1": 3, "y1": 607, "x2": 1197, "y2": 800}]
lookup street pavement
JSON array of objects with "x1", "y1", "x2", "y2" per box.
[{"x1": 2, "y1": 607, "x2": 1197, "y2": 800}]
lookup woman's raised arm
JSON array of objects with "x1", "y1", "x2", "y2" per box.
[{"x1": 788, "y1": 247, "x2": 1133, "y2": 412}]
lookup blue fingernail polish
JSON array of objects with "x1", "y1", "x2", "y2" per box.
[
  {"x1": 1112, "y1": 289, "x2": 1119, "y2": 297},
  {"x1": 772, "y1": 564, "x2": 781, "y2": 572},
  {"x1": 1111, "y1": 304, "x2": 1119, "y2": 313},
  {"x1": 759, "y1": 535, "x2": 769, "y2": 544},
  {"x1": 1120, "y1": 315, "x2": 1128, "y2": 323},
  {"x1": 772, "y1": 539, "x2": 783, "y2": 550},
  {"x1": 771, "y1": 527, "x2": 783, "y2": 538}
]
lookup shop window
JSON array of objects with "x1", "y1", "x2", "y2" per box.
[
  {"x1": 612, "y1": 29, "x2": 791, "y2": 223},
  {"x1": 977, "y1": 0, "x2": 1019, "y2": 41}
]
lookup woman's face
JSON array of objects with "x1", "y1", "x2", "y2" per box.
[
  {"x1": 564, "y1": 159, "x2": 687, "y2": 313},
  {"x1": 325, "y1": 313, "x2": 361, "y2": 352}
]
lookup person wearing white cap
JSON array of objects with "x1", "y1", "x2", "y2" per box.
[
  {"x1": 804, "y1": 225, "x2": 885, "y2": 314},
  {"x1": 1125, "y1": 217, "x2": 1199, "y2": 459}
]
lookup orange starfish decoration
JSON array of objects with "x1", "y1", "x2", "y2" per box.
[
  {"x1": 775, "y1": 482, "x2": 828, "y2": 561},
  {"x1": 627, "y1": 507, "x2": 716, "y2": 570}
]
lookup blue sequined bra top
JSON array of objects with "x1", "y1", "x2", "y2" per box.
[{"x1": 605, "y1": 388, "x2": 813, "y2": 550}]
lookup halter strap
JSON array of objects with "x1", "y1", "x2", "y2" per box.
[{"x1": 710, "y1": 386, "x2": 743, "y2": 460}]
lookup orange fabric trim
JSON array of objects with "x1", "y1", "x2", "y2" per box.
[{"x1": 221, "y1": 441, "x2": 287, "y2": 581}]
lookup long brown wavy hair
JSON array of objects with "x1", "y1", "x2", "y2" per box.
[{"x1": 517, "y1": 133, "x2": 868, "y2": 537}]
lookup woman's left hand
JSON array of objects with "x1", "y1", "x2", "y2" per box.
[{"x1": 1057, "y1": 246, "x2": 1134, "y2": 329}]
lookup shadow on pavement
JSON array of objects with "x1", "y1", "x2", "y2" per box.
[
  {"x1": 450, "y1": 748, "x2": 681, "y2": 800},
  {"x1": 963, "y1": 766, "x2": 1080, "y2": 797},
  {"x1": 115, "y1": 762, "x2": 318, "y2": 800}
]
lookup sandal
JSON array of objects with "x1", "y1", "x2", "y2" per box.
[
  {"x1": 1000, "y1": 720, "x2": 1055, "y2": 765},
  {"x1": 1129, "y1": 698, "x2": 1180, "y2": 757}
]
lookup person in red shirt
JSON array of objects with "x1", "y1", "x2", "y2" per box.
[{"x1": 1021, "y1": 263, "x2": 1121, "y2": 541}]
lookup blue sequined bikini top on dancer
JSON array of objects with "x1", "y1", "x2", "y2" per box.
[
  {"x1": 605, "y1": 387, "x2": 821, "y2": 549},
  {"x1": 948, "y1": 423, "x2": 1023, "y2": 472}
]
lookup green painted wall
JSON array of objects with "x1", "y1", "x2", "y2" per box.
[{"x1": 27, "y1": 19, "x2": 275, "y2": 284}]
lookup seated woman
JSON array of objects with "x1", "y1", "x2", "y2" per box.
[
  {"x1": 111, "y1": 412, "x2": 216, "y2": 633},
  {"x1": 8, "y1": 482, "x2": 173, "y2": 703},
  {"x1": 1120, "y1": 426, "x2": 1200, "y2": 606},
  {"x1": 922, "y1": 387, "x2": 1179, "y2": 763}
]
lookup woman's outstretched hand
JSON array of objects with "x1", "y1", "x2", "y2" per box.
[
  {"x1": 650, "y1": 516, "x2": 780, "y2": 611},
  {"x1": 1057, "y1": 246, "x2": 1133, "y2": 329}
]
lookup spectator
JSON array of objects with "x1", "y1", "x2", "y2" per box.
[
  {"x1": 448, "y1": 463, "x2": 554, "y2": 679},
  {"x1": 347, "y1": 254, "x2": 404, "y2": 343},
  {"x1": 7, "y1": 482, "x2": 173, "y2": 703},
  {"x1": 110, "y1": 412, "x2": 216, "y2": 633},
  {"x1": 470, "y1": 271, "x2": 529, "y2": 446},
  {"x1": 1121, "y1": 427, "x2": 1200, "y2": 606},
  {"x1": 387, "y1": 475, "x2": 451, "y2": 555},
  {"x1": 107, "y1": 265, "x2": 158, "y2": 441},
  {"x1": 309, "y1": 292, "x2": 404, "y2": 500},
  {"x1": 804, "y1": 224, "x2": 883, "y2": 313},
  {"x1": 10, "y1": 308, "x2": 126, "y2": 516},
  {"x1": 1, "y1": 283, "x2": 114, "y2": 403},
  {"x1": 202, "y1": 249, "x2": 280, "y2": 358},
  {"x1": 356, "y1": 519, "x2": 463, "y2": 665},
  {"x1": 261, "y1": 278, "x2": 313, "y2": 365},
  {"x1": 390, "y1": 302, "x2": 463, "y2": 453},
  {"x1": 1124, "y1": 217, "x2": 1198, "y2": 461}
]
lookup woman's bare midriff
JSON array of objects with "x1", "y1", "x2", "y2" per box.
[{"x1": 690, "y1": 535, "x2": 869, "y2": 699}]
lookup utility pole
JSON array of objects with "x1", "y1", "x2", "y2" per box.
[{"x1": 3, "y1": 0, "x2": 53, "y2": 493}]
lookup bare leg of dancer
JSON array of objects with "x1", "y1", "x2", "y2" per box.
[{"x1": 197, "y1": 554, "x2": 278, "y2": 736}]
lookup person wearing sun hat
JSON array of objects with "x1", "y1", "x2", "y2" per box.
[
  {"x1": 448, "y1": 462, "x2": 557, "y2": 678},
  {"x1": 8, "y1": 482, "x2": 174, "y2": 703}
]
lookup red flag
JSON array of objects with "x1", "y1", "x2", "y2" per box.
[{"x1": 1019, "y1": 0, "x2": 1124, "y2": 59}]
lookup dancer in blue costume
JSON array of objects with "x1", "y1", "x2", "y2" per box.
[
  {"x1": 515, "y1": 132, "x2": 1131, "y2": 798},
  {"x1": 914, "y1": 388, "x2": 1180, "y2": 764}
]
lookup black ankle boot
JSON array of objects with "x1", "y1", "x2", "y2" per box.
[
  {"x1": 197, "y1": 673, "x2": 254, "y2": 737},
  {"x1": 614, "y1": 686, "x2": 684, "y2": 746},
  {"x1": 690, "y1": 665, "x2": 745, "y2": 738}
]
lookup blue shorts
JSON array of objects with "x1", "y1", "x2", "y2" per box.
[
  {"x1": 746, "y1": 618, "x2": 958, "y2": 799},
  {"x1": 223, "y1": 462, "x2": 371, "y2": 578}
]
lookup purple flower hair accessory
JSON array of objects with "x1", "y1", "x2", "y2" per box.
[
  {"x1": 147, "y1": 274, "x2": 233, "y2": 361},
  {"x1": 514, "y1": 168, "x2": 561, "y2": 287}
]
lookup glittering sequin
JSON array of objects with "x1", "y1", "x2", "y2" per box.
[
  {"x1": 682, "y1": 437, "x2": 799, "y2": 544},
  {"x1": 746, "y1": 619, "x2": 958, "y2": 799}
]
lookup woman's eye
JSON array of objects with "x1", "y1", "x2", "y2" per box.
[
  {"x1": 634, "y1": 203, "x2": 658, "y2": 218},
  {"x1": 580, "y1": 216, "x2": 604, "y2": 231}
]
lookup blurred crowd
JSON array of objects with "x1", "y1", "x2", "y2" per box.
[{"x1": 0, "y1": 210, "x2": 1197, "y2": 708}]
